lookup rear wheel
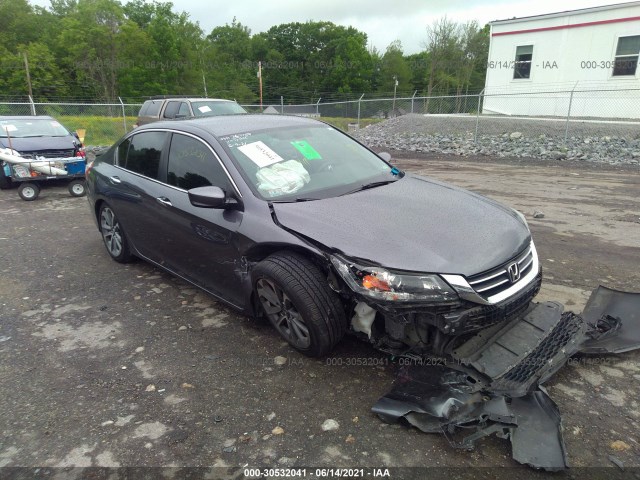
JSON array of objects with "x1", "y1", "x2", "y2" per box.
[
  {"x1": 253, "y1": 252, "x2": 347, "y2": 357},
  {"x1": 99, "y1": 204, "x2": 133, "y2": 263},
  {"x1": 68, "y1": 179, "x2": 86, "y2": 197},
  {"x1": 18, "y1": 182, "x2": 40, "y2": 201}
]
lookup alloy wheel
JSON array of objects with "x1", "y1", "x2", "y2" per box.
[{"x1": 256, "y1": 278, "x2": 311, "y2": 349}]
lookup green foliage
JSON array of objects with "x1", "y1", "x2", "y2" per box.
[{"x1": 0, "y1": 3, "x2": 489, "y2": 103}]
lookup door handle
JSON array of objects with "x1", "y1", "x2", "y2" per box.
[
  {"x1": 109, "y1": 176, "x2": 121, "y2": 184},
  {"x1": 156, "y1": 197, "x2": 173, "y2": 207}
]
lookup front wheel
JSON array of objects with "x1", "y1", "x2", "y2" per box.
[
  {"x1": 99, "y1": 204, "x2": 133, "y2": 263},
  {"x1": 253, "y1": 252, "x2": 347, "y2": 357},
  {"x1": 68, "y1": 179, "x2": 86, "y2": 197},
  {"x1": 18, "y1": 182, "x2": 40, "y2": 201}
]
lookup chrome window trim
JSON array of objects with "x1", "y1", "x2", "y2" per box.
[
  {"x1": 114, "y1": 128, "x2": 243, "y2": 198},
  {"x1": 443, "y1": 241, "x2": 540, "y2": 306}
]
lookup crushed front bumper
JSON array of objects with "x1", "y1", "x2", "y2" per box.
[{"x1": 372, "y1": 286, "x2": 640, "y2": 470}]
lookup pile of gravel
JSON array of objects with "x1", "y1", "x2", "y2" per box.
[{"x1": 353, "y1": 114, "x2": 640, "y2": 165}]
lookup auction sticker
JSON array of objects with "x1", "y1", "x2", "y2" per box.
[{"x1": 238, "y1": 141, "x2": 284, "y2": 168}]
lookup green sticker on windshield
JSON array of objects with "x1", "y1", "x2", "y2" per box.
[{"x1": 291, "y1": 140, "x2": 322, "y2": 160}]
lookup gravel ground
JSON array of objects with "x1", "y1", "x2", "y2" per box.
[
  {"x1": 0, "y1": 155, "x2": 638, "y2": 476},
  {"x1": 354, "y1": 114, "x2": 640, "y2": 165}
]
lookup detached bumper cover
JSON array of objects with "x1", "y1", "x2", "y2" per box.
[{"x1": 372, "y1": 286, "x2": 640, "y2": 471}]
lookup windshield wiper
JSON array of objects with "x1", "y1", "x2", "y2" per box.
[
  {"x1": 340, "y1": 179, "x2": 399, "y2": 196},
  {"x1": 271, "y1": 197, "x2": 320, "y2": 203}
]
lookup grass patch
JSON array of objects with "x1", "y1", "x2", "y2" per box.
[{"x1": 57, "y1": 115, "x2": 136, "y2": 146}]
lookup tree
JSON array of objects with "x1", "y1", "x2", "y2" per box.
[
  {"x1": 379, "y1": 40, "x2": 412, "y2": 96},
  {"x1": 423, "y1": 16, "x2": 460, "y2": 101},
  {"x1": 205, "y1": 18, "x2": 256, "y2": 101}
]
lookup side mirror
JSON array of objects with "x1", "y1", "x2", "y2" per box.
[
  {"x1": 188, "y1": 186, "x2": 243, "y2": 211},
  {"x1": 378, "y1": 152, "x2": 392, "y2": 162}
]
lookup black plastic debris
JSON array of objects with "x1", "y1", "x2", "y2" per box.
[
  {"x1": 580, "y1": 286, "x2": 640, "y2": 354},
  {"x1": 372, "y1": 286, "x2": 640, "y2": 471}
]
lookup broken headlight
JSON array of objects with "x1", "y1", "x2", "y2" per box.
[{"x1": 331, "y1": 256, "x2": 457, "y2": 302}]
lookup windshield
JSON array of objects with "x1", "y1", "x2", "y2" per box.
[
  {"x1": 191, "y1": 101, "x2": 247, "y2": 117},
  {"x1": 220, "y1": 124, "x2": 402, "y2": 201},
  {"x1": 0, "y1": 118, "x2": 71, "y2": 138}
]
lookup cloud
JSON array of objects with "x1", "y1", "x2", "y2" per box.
[{"x1": 29, "y1": 0, "x2": 623, "y2": 54}]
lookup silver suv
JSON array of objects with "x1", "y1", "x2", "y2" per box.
[{"x1": 134, "y1": 97, "x2": 247, "y2": 127}]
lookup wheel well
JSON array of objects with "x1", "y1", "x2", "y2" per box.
[
  {"x1": 94, "y1": 199, "x2": 105, "y2": 226},
  {"x1": 245, "y1": 245, "x2": 335, "y2": 318},
  {"x1": 245, "y1": 245, "x2": 329, "y2": 273}
]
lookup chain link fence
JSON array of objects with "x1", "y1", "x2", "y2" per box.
[
  {"x1": 1, "y1": 87, "x2": 639, "y2": 150},
  {"x1": 0, "y1": 98, "x2": 141, "y2": 146}
]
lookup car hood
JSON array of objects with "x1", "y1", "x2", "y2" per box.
[
  {"x1": 271, "y1": 174, "x2": 531, "y2": 276},
  {"x1": 0, "y1": 136, "x2": 75, "y2": 153}
]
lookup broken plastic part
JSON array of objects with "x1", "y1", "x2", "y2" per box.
[
  {"x1": 579, "y1": 286, "x2": 640, "y2": 353},
  {"x1": 373, "y1": 364, "x2": 568, "y2": 470},
  {"x1": 351, "y1": 302, "x2": 376, "y2": 338},
  {"x1": 371, "y1": 285, "x2": 640, "y2": 470}
]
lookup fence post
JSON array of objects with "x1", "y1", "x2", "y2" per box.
[
  {"x1": 119, "y1": 97, "x2": 127, "y2": 133},
  {"x1": 316, "y1": 97, "x2": 321, "y2": 115},
  {"x1": 280, "y1": 96, "x2": 284, "y2": 114},
  {"x1": 564, "y1": 82, "x2": 578, "y2": 144},
  {"x1": 357, "y1": 93, "x2": 364, "y2": 128},
  {"x1": 474, "y1": 89, "x2": 484, "y2": 143},
  {"x1": 411, "y1": 90, "x2": 417, "y2": 113},
  {"x1": 28, "y1": 95, "x2": 36, "y2": 116}
]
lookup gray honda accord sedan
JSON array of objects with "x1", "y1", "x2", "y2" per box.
[{"x1": 86, "y1": 114, "x2": 541, "y2": 357}]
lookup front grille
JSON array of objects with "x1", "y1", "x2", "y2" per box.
[
  {"x1": 20, "y1": 149, "x2": 75, "y2": 159},
  {"x1": 444, "y1": 272, "x2": 541, "y2": 334},
  {"x1": 467, "y1": 245, "x2": 535, "y2": 299},
  {"x1": 415, "y1": 272, "x2": 542, "y2": 335}
]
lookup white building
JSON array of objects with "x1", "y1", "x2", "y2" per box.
[{"x1": 483, "y1": 2, "x2": 640, "y2": 118}]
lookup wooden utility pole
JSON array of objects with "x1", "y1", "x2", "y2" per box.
[
  {"x1": 258, "y1": 61, "x2": 263, "y2": 111},
  {"x1": 23, "y1": 52, "x2": 34, "y2": 99}
]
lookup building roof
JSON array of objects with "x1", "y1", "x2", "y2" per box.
[{"x1": 491, "y1": 1, "x2": 640, "y2": 25}]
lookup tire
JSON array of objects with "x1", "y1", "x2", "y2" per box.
[
  {"x1": 68, "y1": 179, "x2": 86, "y2": 197},
  {"x1": 18, "y1": 182, "x2": 40, "y2": 201},
  {"x1": 99, "y1": 204, "x2": 133, "y2": 263},
  {"x1": 253, "y1": 252, "x2": 347, "y2": 357}
]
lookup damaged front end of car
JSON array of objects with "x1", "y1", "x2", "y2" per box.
[
  {"x1": 329, "y1": 240, "x2": 542, "y2": 358},
  {"x1": 326, "y1": 244, "x2": 640, "y2": 470}
]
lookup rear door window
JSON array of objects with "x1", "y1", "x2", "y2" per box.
[
  {"x1": 178, "y1": 102, "x2": 190, "y2": 117},
  {"x1": 123, "y1": 132, "x2": 167, "y2": 180},
  {"x1": 163, "y1": 101, "x2": 181, "y2": 119},
  {"x1": 138, "y1": 101, "x2": 151, "y2": 116},
  {"x1": 144, "y1": 100, "x2": 163, "y2": 117},
  {"x1": 167, "y1": 133, "x2": 230, "y2": 191},
  {"x1": 117, "y1": 138, "x2": 131, "y2": 165}
]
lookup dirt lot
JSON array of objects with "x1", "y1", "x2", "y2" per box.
[{"x1": 0, "y1": 156, "x2": 639, "y2": 476}]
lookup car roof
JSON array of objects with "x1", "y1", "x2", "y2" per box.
[
  {"x1": 145, "y1": 98, "x2": 237, "y2": 103},
  {"x1": 0, "y1": 116, "x2": 56, "y2": 121},
  {"x1": 138, "y1": 114, "x2": 323, "y2": 138}
]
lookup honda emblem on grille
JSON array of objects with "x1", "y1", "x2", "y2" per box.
[{"x1": 507, "y1": 262, "x2": 521, "y2": 283}]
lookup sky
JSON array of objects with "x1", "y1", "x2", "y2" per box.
[{"x1": 31, "y1": 0, "x2": 630, "y2": 54}]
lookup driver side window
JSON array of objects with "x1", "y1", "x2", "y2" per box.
[{"x1": 167, "y1": 133, "x2": 231, "y2": 192}]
